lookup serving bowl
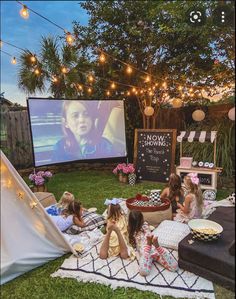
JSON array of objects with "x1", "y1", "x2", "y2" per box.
[{"x1": 188, "y1": 219, "x2": 223, "y2": 241}]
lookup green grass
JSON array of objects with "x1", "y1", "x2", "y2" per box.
[{"x1": 1, "y1": 170, "x2": 235, "y2": 299}]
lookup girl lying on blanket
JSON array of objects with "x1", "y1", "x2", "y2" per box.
[
  {"x1": 99, "y1": 198, "x2": 135, "y2": 260},
  {"x1": 174, "y1": 173, "x2": 203, "y2": 223},
  {"x1": 128, "y1": 210, "x2": 178, "y2": 276},
  {"x1": 46, "y1": 191, "x2": 75, "y2": 216},
  {"x1": 50, "y1": 201, "x2": 85, "y2": 232}
]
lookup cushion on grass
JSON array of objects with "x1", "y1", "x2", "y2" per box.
[
  {"x1": 65, "y1": 211, "x2": 106, "y2": 234},
  {"x1": 153, "y1": 220, "x2": 190, "y2": 250}
]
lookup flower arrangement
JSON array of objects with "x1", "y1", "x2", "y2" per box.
[
  {"x1": 113, "y1": 163, "x2": 135, "y2": 176},
  {"x1": 29, "y1": 170, "x2": 53, "y2": 186}
]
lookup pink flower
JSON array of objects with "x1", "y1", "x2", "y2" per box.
[
  {"x1": 112, "y1": 163, "x2": 135, "y2": 175},
  {"x1": 44, "y1": 171, "x2": 52, "y2": 178}
]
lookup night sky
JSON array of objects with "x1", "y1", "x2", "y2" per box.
[{"x1": 1, "y1": 1, "x2": 88, "y2": 105}]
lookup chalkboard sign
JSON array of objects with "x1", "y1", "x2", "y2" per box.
[
  {"x1": 179, "y1": 171, "x2": 212, "y2": 186},
  {"x1": 134, "y1": 129, "x2": 177, "y2": 182}
]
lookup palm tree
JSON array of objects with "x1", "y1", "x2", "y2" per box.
[{"x1": 18, "y1": 36, "x2": 90, "y2": 98}]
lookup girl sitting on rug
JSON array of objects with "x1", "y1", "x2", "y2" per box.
[
  {"x1": 99, "y1": 198, "x2": 135, "y2": 260},
  {"x1": 161, "y1": 173, "x2": 184, "y2": 217},
  {"x1": 50, "y1": 201, "x2": 85, "y2": 232},
  {"x1": 46, "y1": 191, "x2": 75, "y2": 216},
  {"x1": 128, "y1": 210, "x2": 178, "y2": 276},
  {"x1": 174, "y1": 173, "x2": 203, "y2": 223}
]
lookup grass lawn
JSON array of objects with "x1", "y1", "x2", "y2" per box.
[{"x1": 1, "y1": 170, "x2": 235, "y2": 299}]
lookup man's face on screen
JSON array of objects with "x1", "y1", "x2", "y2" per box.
[{"x1": 64, "y1": 102, "x2": 93, "y2": 138}]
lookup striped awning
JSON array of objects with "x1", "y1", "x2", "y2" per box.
[{"x1": 177, "y1": 131, "x2": 217, "y2": 143}]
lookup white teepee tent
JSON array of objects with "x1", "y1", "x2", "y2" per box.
[{"x1": 0, "y1": 151, "x2": 75, "y2": 284}]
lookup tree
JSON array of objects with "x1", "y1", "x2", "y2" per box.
[{"x1": 73, "y1": 0, "x2": 235, "y2": 127}]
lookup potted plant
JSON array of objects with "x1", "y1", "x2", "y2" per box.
[
  {"x1": 29, "y1": 170, "x2": 53, "y2": 192},
  {"x1": 113, "y1": 163, "x2": 136, "y2": 184}
]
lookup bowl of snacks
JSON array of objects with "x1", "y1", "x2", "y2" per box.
[
  {"x1": 73, "y1": 243, "x2": 85, "y2": 253},
  {"x1": 188, "y1": 219, "x2": 223, "y2": 241}
]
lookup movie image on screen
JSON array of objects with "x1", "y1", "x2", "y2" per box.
[{"x1": 27, "y1": 99, "x2": 127, "y2": 166}]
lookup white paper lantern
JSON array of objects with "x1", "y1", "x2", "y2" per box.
[
  {"x1": 144, "y1": 106, "x2": 154, "y2": 116},
  {"x1": 192, "y1": 109, "x2": 205, "y2": 121},
  {"x1": 228, "y1": 107, "x2": 235, "y2": 121},
  {"x1": 172, "y1": 98, "x2": 182, "y2": 108}
]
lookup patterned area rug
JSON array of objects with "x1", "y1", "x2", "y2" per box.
[{"x1": 52, "y1": 242, "x2": 215, "y2": 299}]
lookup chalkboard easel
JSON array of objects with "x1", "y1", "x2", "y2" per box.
[{"x1": 133, "y1": 129, "x2": 177, "y2": 183}]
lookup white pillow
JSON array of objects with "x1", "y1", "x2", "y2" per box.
[{"x1": 153, "y1": 220, "x2": 190, "y2": 250}]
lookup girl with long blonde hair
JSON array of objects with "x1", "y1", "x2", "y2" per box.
[{"x1": 174, "y1": 173, "x2": 203, "y2": 223}]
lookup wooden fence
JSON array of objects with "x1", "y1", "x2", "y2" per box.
[
  {"x1": 0, "y1": 103, "x2": 233, "y2": 169},
  {"x1": 1, "y1": 110, "x2": 34, "y2": 168}
]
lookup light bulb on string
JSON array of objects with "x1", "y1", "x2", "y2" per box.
[
  {"x1": 87, "y1": 87, "x2": 92, "y2": 94},
  {"x1": 20, "y1": 5, "x2": 29, "y2": 19},
  {"x1": 61, "y1": 66, "x2": 68, "y2": 74},
  {"x1": 34, "y1": 68, "x2": 40, "y2": 75},
  {"x1": 126, "y1": 65, "x2": 132, "y2": 74},
  {"x1": 77, "y1": 84, "x2": 83, "y2": 91},
  {"x1": 99, "y1": 53, "x2": 106, "y2": 63},
  {"x1": 127, "y1": 91, "x2": 131, "y2": 96},
  {"x1": 189, "y1": 88, "x2": 193, "y2": 92},
  {"x1": 162, "y1": 82, "x2": 167, "y2": 89},
  {"x1": 88, "y1": 74, "x2": 94, "y2": 83},
  {"x1": 51, "y1": 76, "x2": 58, "y2": 83},
  {"x1": 30, "y1": 55, "x2": 37, "y2": 63},
  {"x1": 145, "y1": 75, "x2": 150, "y2": 82},
  {"x1": 111, "y1": 82, "x2": 116, "y2": 89},
  {"x1": 178, "y1": 86, "x2": 183, "y2": 91},
  {"x1": 11, "y1": 57, "x2": 17, "y2": 65},
  {"x1": 132, "y1": 87, "x2": 136, "y2": 93},
  {"x1": 106, "y1": 90, "x2": 111, "y2": 96},
  {"x1": 155, "y1": 83, "x2": 158, "y2": 87},
  {"x1": 65, "y1": 32, "x2": 75, "y2": 45}
]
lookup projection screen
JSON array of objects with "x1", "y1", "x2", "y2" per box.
[{"x1": 27, "y1": 98, "x2": 127, "y2": 166}]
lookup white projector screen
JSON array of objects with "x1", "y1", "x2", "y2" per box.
[{"x1": 27, "y1": 98, "x2": 127, "y2": 166}]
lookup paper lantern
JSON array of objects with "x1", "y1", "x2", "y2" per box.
[
  {"x1": 172, "y1": 98, "x2": 182, "y2": 108},
  {"x1": 228, "y1": 107, "x2": 235, "y2": 121},
  {"x1": 192, "y1": 109, "x2": 205, "y2": 121},
  {"x1": 144, "y1": 106, "x2": 154, "y2": 116}
]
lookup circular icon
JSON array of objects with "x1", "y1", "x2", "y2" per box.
[
  {"x1": 186, "y1": 8, "x2": 206, "y2": 26},
  {"x1": 212, "y1": 5, "x2": 235, "y2": 27}
]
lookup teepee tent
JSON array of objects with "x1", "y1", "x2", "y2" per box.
[{"x1": 0, "y1": 151, "x2": 75, "y2": 284}]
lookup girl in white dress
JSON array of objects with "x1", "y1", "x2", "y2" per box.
[{"x1": 174, "y1": 173, "x2": 203, "y2": 223}]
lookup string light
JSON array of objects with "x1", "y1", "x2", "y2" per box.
[
  {"x1": 99, "y1": 53, "x2": 106, "y2": 63},
  {"x1": 61, "y1": 66, "x2": 68, "y2": 74},
  {"x1": 162, "y1": 82, "x2": 167, "y2": 88},
  {"x1": 132, "y1": 87, "x2": 136, "y2": 93},
  {"x1": 126, "y1": 65, "x2": 132, "y2": 74},
  {"x1": 51, "y1": 76, "x2": 58, "y2": 83},
  {"x1": 189, "y1": 88, "x2": 193, "y2": 92},
  {"x1": 34, "y1": 68, "x2": 40, "y2": 75},
  {"x1": 106, "y1": 90, "x2": 111, "y2": 96},
  {"x1": 145, "y1": 75, "x2": 151, "y2": 82},
  {"x1": 11, "y1": 57, "x2": 17, "y2": 65},
  {"x1": 178, "y1": 86, "x2": 183, "y2": 91},
  {"x1": 87, "y1": 87, "x2": 92, "y2": 94},
  {"x1": 88, "y1": 74, "x2": 94, "y2": 82},
  {"x1": 30, "y1": 55, "x2": 37, "y2": 63},
  {"x1": 20, "y1": 5, "x2": 29, "y2": 19},
  {"x1": 77, "y1": 84, "x2": 83, "y2": 90},
  {"x1": 65, "y1": 32, "x2": 75, "y2": 45},
  {"x1": 111, "y1": 82, "x2": 116, "y2": 89},
  {"x1": 127, "y1": 91, "x2": 131, "y2": 96}
]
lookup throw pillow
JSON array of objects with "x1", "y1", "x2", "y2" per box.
[{"x1": 153, "y1": 220, "x2": 190, "y2": 250}]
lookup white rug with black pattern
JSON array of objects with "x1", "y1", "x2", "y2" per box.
[{"x1": 52, "y1": 242, "x2": 215, "y2": 299}]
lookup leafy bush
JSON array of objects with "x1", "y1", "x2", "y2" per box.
[{"x1": 181, "y1": 118, "x2": 235, "y2": 177}]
